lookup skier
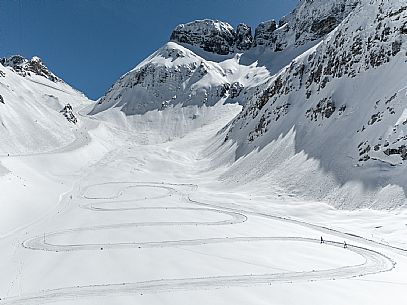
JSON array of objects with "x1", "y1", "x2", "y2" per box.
[
  {"x1": 344, "y1": 241, "x2": 348, "y2": 249},
  {"x1": 320, "y1": 236, "x2": 324, "y2": 244}
]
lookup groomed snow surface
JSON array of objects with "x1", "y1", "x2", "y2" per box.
[{"x1": 0, "y1": 104, "x2": 407, "y2": 305}]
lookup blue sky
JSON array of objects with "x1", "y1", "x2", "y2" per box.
[{"x1": 1, "y1": 0, "x2": 298, "y2": 99}]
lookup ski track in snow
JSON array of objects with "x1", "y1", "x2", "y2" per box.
[{"x1": 2, "y1": 182, "x2": 395, "y2": 305}]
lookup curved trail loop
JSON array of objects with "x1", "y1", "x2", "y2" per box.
[
  {"x1": 4, "y1": 182, "x2": 395, "y2": 305},
  {"x1": 81, "y1": 182, "x2": 176, "y2": 201},
  {"x1": 23, "y1": 183, "x2": 247, "y2": 252},
  {"x1": 23, "y1": 206, "x2": 248, "y2": 252}
]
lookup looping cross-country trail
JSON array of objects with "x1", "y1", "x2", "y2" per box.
[{"x1": 1, "y1": 181, "x2": 397, "y2": 305}]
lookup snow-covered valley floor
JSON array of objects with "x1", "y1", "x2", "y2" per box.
[{"x1": 0, "y1": 105, "x2": 407, "y2": 305}]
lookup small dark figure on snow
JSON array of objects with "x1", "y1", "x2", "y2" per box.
[
  {"x1": 320, "y1": 236, "x2": 324, "y2": 244},
  {"x1": 344, "y1": 241, "x2": 348, "y2": 249}
]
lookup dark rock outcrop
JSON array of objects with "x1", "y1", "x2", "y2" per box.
[
  {"x1": 170, "y1": 1, "x2": 360, "y2": 55},
  {"x1": 170, "y1": 20, "x2": 253, "y2": 55},
  {"x1": 384, "y1": 146, "x2": 407, "y2": 160},
  {"x1": 311, "y1": 16, "x2": 338, "y2": 36},
  {"x1": 235, "y1": 24, "x2": 253, "y2": 51},
  {"x1": 229, "y1": 82, "x2": 244, "y2": 99},
  {"x1": 254, "y1": 20, "x2": 277, "y2": 47},
  {"x1": 252, "y1": 0, "x2": 360, "y2": 52},
  {"x1": 0, "y1": 55, "x2": 60, "y2": 82},
  {"x1": 60, "y1": 104, "x2": 77, "y2": 124},
  {"x1": 170, "y1": 20, "x2": 237, "y2": 55}
]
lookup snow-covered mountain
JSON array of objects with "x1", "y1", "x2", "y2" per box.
[
  {"x1": 88, "y1": 0, "x2": 406, "y2": 208},
  {"x1": 1, "y1": 55, "x2": 61, "y2": 82},
  {"x1": 91, "y1": 0, "x2": 360, "y2": 117},
  {"x1": 89, "y1": 42, "x2": 248, "y2": 115},
  {"x1": 223, "y1": 0, "x2": 407, "y2": 208},
  {"x1": 170, "y1": 19, "x2": 253, "y2": 54},
  {"x1": 0, "y1": 55, "x2": 90, "y2": 154}
]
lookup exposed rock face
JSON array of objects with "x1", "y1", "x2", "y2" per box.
[
  {"x1": 170, "y1": 20, "x2": 237, "y2": 55},
  {"x1": 170, "y1": 1, "x2": 359, "y2": 55},
  {"x1": 384, "y1": 145, "x2": 407, "y2": 161},
  {"x1": 253, "y1": 0, "x2": 360, "y2": 51},
  {"x1": 229, "y1": 82, "x2": 244, "y2": 99},
  {"x1": 170, "y1": 20, "x2": 253, "y2": 55},
  {"x1": 254, "y1": 20, "x2": 277, "y2": 47},
  {"x1": 235, "y1": 24, "x2": 253, "y2": 51},
  {"x1": 310, "y1": 16, "x2": 338, "y2": 36},
  {"x1": 0, "y1": 55, "x2": 60, "y2": 82},
  {"x1": 60, "y1": 104, "x2": 77, "y2": 124}
]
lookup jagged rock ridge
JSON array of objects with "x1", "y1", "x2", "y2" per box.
[
  {"x1": 0, "y1": 55, "x2": 61, "y2": 82},
  {"x1": 254, "y1": 0, "x2": 360, "y2": 51},
  {"x1": 170, "y1": 19, "x2": 253, "y2": 55},
  {"x1": 170, "y1": 1, "x2": 360, "y2": 55},
  {"x1": 0, "y1": 57, "x2": 89, "y2": 154}
]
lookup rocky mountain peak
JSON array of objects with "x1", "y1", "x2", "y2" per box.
[
  {"x1": 0, "y1": 55, "x2": 60, "y2": 82},
  {"x1": 253, "y1": 0, "x2": 360, "y2": 51},
  {"x1": 170, "y1": 19, "x2": 253, "y2": 55},
  {"x1": 290, "y1": 0, "x2": 360, "y2": 37},
  {"x1": 170, "y1": 1, "x2": 359, "y2": 55}
]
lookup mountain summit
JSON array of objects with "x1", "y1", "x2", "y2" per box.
[
  {"x1": 1, "y1": 55, "x2": 61, "y2": 83},
  {"x1": 170, "y1": 19, "x2": 253, "y2": 54},
  {"x1": 0, "y1": 55, "x2": 90, "y2": 154}
]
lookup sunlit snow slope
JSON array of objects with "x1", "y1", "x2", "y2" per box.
[{"x1": 0, "y1": 56, "x2": 91, "y2": 155}]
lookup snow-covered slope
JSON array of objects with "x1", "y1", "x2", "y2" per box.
[
  {"x1": 222, "y1": 0, "x2": 407, "y2": 208},
  {"x1": 0, "y1": 55, "x2": 91, "y2": 154}
]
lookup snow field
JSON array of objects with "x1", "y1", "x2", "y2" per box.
[{"x1": 0, "y1": 104, "x2": 405, "y2": 305}]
